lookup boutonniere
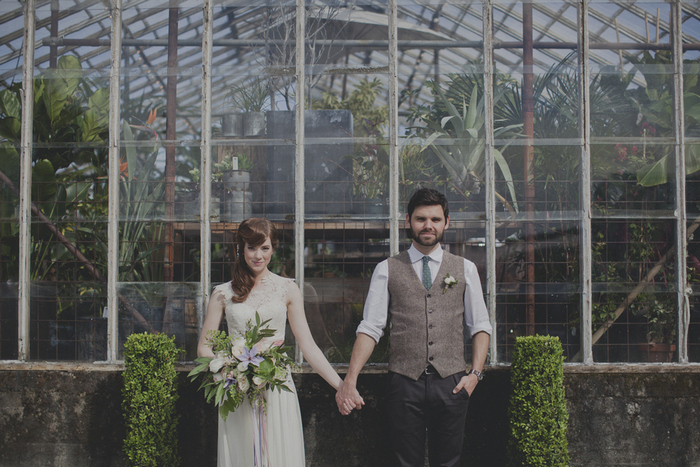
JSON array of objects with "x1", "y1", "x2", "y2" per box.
[{"x1": 442, "y1": 273, "x2": 458, "y2": 293}]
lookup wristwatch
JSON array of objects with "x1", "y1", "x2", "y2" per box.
[{"x1": 468, "y1": 369, "x2": 483, "y2": 381}]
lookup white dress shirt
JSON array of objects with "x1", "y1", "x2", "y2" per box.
[{"x1": 356, "y1": 244, "x2": 493, "y2": 344}]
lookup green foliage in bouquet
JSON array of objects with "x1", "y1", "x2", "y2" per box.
[
  {"x1": 188, "y1": 312, "x2": 296, "y2": 420},
  {"x1": 122, "y1": 332, "x2": 183, "y2": 467},
  {"x1": 507, "y1": 335, "x2": 569, "y2": 467}
]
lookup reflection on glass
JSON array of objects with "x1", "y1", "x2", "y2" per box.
[
  {"x1": 303, "y1": 222, "x2": 389, "y2": 362},
  {"x1": 29, "y1": 282, "x2": 107, "y2": 361},
  {"x1": 591, "y1": 142, "x2": 676, "y2": 215},
  {"x1": 495, "y1": 219, "x2": 581, "y2": 363}
]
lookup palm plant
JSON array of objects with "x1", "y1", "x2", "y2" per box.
[
  {"x1": 419, "y1": 82, "x2": 521, "y2": 214},
  {"x1": 628, "y1": 51, "x2": 700, "y2": 186},
  {"x1": 116, "y1": 122, "x2": 165, "y2": 283}
]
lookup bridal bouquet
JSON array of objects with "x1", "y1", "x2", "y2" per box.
[{"x1": 188, "y1": 312, "x2": 295, "y2": 421}]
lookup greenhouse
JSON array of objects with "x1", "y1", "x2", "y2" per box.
[
  {"x1": 2, "y1": 0, "x2": 700, "y2": 368},
  {"x1": 5, "y1": 1, "x2": 700, "y2": 465}
]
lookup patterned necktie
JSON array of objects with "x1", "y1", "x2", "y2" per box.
[{"x1": 422, "y1": 256, "x2": 432, "y2": 290}]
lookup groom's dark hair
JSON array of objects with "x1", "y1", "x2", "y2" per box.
[{"x1": 407, "y1": 188, "x2": 449, "y2": 219}]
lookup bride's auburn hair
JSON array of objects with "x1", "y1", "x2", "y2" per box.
[{"x1": 231, "y1": 217, "x2": 279, "y2": 303}]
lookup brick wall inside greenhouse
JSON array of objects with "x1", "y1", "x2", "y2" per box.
[{"x1": 0, "y1": 366, "x2": 699, "y2": 467}]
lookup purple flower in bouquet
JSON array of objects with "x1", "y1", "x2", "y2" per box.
[
  {"x1": 223, "y1": 372, "x2": 237, "y2": 391},
  {"x1": 237, "y1": 345, "x2": 264, "y2": 370}
]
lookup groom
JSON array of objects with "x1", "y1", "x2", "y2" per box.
[{"x1": 336, "y1": 188, "x2": 492, "y2": 467}]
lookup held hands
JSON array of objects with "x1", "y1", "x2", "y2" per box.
[{"x1": 335, "y1": 380, "x2": 365, "y2": 416}]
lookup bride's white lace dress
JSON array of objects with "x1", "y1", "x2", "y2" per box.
[{"x1": 214, "y1": 273, "x2": 305, "y2": 467}]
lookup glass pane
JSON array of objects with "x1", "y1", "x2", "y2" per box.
[
  {"x1": 589, "y1": 0, "x2": 679, "y2": 366},
  {"x1": 491, "y1": 2, "x2": 583, "y2": 362},
  {"x1": 591, "y1": 218, "x2": 677, "y2": 362},
  {"x1": 588, "y1": 2, "x2": 672, "y2": 139},
  {"x1": 495, "y1": 219, "x2": 582, "y2": 362},
  {"x1": 28, "y1": 1, "x2": 111, "y2": 361},
  {"x1": 303, "y1": 221, "x2": 389, "y2": 362},
  {"x1": 117, "y1": 282, "x2": 200, "y2": 360},
  {"x1": 591, "y1": 142, "x2": 676, "y2": 214},
  {"x1": 401, "y1": 0, "x2": 484, "y2": 215},
  {"x1": 683, "y1": 46, "x2": 700, "y2": 363},
  {"x1": 688, "y1": 214, "x2": 700, "y2": 362},
  {"x1": 309, "y1": 81, "x2": 387, "y2": 219},
  {"x1": 301, "y1": 2, "x2": 392, "y2": 360},
  {"x1": 687, "y1": 140, "x2": 700, "y2": 362},
  {"x1": 0, "y1": 0, "x2": 22, "y2": 361}
]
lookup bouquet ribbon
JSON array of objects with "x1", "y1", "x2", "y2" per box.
[{"x1": 251, "y1": 397, "x2": 269, "y2": 467}]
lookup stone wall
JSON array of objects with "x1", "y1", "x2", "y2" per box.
[{"x1": 0, "y1": 365, "x2": 698, "y2": 466}]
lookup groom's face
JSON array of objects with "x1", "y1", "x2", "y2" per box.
[{"x1": 406, "y1": 204, "x2": 449, "y2": 249}]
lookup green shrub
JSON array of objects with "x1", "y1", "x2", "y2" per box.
[
  {"x1": 507, "y1": 335, "x2": 569, "y2": 466},
  {"x1": 122, "y1": 333, "x2": 183, "y2": 467}
]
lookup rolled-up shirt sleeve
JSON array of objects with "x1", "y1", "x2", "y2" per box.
[
  {"x1": 355, "y1": 260, "x2": 390, "y2": 344},
  {"x1": 463, "y1": 259, "x2": 492, "y2": 337}
]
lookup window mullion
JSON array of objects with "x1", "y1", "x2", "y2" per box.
[
  {"x1": 18, "y1": 0, "x2": 37, "y2": 362},
  {"x1": 483, "y1": 0, "x2": 497, "y2": 364},
  {"x1": 294, "y1": 0, "x2": 306, "y2": 364},
  {"x1": 389, "y1": 0, "x2": 399, "y2": 255},
  {"x1": 673, "y1": 0, "x2": 689, "y2": 363},
  {"x1": 579, "y1": 0, "x2": 593, "y2": 365},
  {"x1": 107, "y1": 0, "x2": 123, "y2": 363},
  {"x1": 200, "y1": 0, "x2": 214, "y2": 336}
]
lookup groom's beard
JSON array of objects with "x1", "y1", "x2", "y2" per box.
[{"x1": 409, "y1": 226, "x2": 444, "y2": 247}]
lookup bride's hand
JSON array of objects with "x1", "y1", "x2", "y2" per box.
[{"x1": 335, "y1": 380, "x2": 364, "y2": 415}]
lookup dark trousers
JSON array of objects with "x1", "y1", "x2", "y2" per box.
[{"x1": 387, "y1": 370, "x2": 470, "y2": 467}]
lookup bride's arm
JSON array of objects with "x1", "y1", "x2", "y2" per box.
[
  {"x1": 286, "y1": 281, "x2": 344, "y2": 391},
  {"x1": 197, "y1": 288, "x2": 225, "y2": 358}
]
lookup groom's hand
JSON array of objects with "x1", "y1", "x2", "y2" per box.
[
  {"x1": 453, "y1": 374, "x2": 478, "y2": 397},
  {"x1": 336, "y1": 380, "x2": 364, "y2": 415}
]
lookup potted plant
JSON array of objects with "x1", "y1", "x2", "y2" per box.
[
  {"x1": 633, "y1": 298, "x2": 677, "y2": 362},
  {"x1": 221, "y1": 79, "x2": 269, "y2": 137},
  {"x1": 413, "y1": 79, "x2": 521, "y2": 216},
  {"x1": 219, "y1": 152, "x2": 253, "y2": 221},
  {"x1": 184, "y1": 166, "x2": 220, "y2": 221},
  {"x1": 315, "y1": 78, "x2": 389, "y2": 215}
]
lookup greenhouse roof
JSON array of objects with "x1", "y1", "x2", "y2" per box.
[{"x1": 1, "y1": 0, "x2": 699, "y2": 136}]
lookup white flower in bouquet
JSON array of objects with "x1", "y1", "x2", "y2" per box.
[
  {"x1": 209, "y1": 354, "x2": 227, "y2": 373},
  {"x1": 238, "y1": 376, "x2": 250, "y2": 393},
  {"x1": 253, "y1": 376, "x2": 266, "y2": 388},
  {"x1": 231, "y1": 338, "x2": 246, "y2": 357}
]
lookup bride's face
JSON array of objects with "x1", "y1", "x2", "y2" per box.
[{"x1": 243, "y1": 236, "x2": 273, "y2": 277}]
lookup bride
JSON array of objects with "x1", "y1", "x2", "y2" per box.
[{"x1": 197, "y1": 217, "x2": 362, "y2": 466}]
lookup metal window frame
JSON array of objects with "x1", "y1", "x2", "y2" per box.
[{"x1": 9, "y1": 0, "x2": 695, "y2": 366}]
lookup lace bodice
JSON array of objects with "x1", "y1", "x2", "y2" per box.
[{"x1": 213, "y1": 272, "x2": 291, "y2": 341}]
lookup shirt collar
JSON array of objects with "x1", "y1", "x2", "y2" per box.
[{"x1": 407, "y1": 244, "x2": 443, "y2": 264}]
